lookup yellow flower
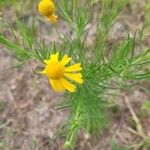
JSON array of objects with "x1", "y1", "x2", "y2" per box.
[
  {"x1": 38, "y1": 0, "x2": 57, "y2": 23},
  {"x1": 42, "y1": 52, "x2": 83, "y2": 92}
]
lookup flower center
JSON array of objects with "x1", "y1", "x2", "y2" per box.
[
  {"x1": 46, "y1": 62, "x2": 65, "y2": 80},
  {"x1": 38, "y1": 0, "x2": 55, "y2": 17}
]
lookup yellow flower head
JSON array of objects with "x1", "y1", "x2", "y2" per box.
[
  {"x1": 42, "y1": 52, "x2": 83, "y2": 92},
  {"x1": 38, "y1": 0, "x2": 57, "y2": 23}
]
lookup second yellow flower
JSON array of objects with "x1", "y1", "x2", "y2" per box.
[{"x1": 38, "y1": 0, "x2": 57, "y2": 23}]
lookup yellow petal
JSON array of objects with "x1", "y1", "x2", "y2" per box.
[
  {"x1": 64, "y1": 73, "x2": 83, "y2": 84},
  {"x1": 46, "y1": 14, "x2": 57, "y2": 23},
  {"x1": 41, "y1": 69, "x2": 47, "y2": 74},
  {"x1": 44, "y1": 59, "x2": 50, "y2": 64},
  {"x1": 65, "y1": 63, "x2": 82, "y2": 72},
  {"x1": 43, "y1": 52, "x2": 59, "y2": 64},
  {"x1": 50, "y1": 79, "x2": 65, "y2": 92},
  {"x1": 50, "y1": 52, "x2": 59, "y2": 62},
  {"x1": 60, "y1": 78, "x2": 76, "y2": 92},
  {"x1": 61, "y1": 54, "x2": 72, "y2": 65}
]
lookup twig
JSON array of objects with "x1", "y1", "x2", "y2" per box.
[{"x1": 124, "y1": 95, "x2": 146, "y2": 139}]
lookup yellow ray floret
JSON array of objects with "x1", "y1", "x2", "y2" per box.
[
  {"x1": 38, "y1": 0, "x2": 57, "y2": 23},
  {"x1": 42, "y1": 52, "x2": 83, "y2": 92}
]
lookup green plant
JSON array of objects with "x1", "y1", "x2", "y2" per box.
[
  {"x1": 140, "y1": 100, "x2": 150, "y2": 117},
  {"x1": 112, "y1": 142, "x2": 130, "y2": 150},
  {"x1": 0, "y1": 0, "x2": 150, "y2": 149}
]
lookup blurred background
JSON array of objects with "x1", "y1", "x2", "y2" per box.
[{"x1": 0, "y1": 0, "x2": 150, "y2": 149}]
